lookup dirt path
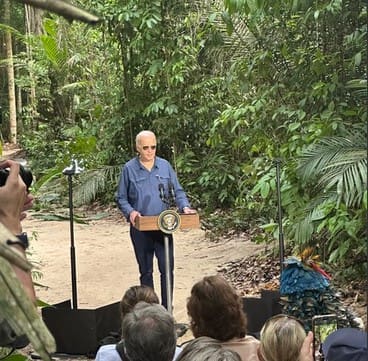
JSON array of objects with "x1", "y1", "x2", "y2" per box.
[{"x1": 24, "y1": 211, "x2": 263, "y2": 325}]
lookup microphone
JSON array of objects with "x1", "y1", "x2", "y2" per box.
[
  {"x1": 168, "y1": 181, "x2": 175, "y2": 201},
  {"x1": 158, "y1": 183, "x2": 165, "y2": 201}
]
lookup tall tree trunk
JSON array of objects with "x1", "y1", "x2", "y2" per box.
[
  {"x1": 16, "y1": 67, "x2": 23, "y2": 134},
  {"x1": 16, "y1": 72, "x2": 22, "y2": 115},
  {"x1": 4, "y1": 0, "x2": 17, "y2": 144},
  {"x1": 25, "y1": 4, "x2": 43, "y2": 130}
]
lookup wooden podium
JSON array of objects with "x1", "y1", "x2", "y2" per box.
[
  {"x1": 134, "y1": 212, "x2": 200, "y2": 314},
  {"x1": 134, "y1": 213, "x2": 200, "y2": 231}
]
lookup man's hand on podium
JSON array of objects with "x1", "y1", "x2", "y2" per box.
[
  {"x1": 130, "y1": 210, "x2": 141, "y2": 224},
  {"x1": 182, "y1": 207, "x2": 196, "y2": 214}
]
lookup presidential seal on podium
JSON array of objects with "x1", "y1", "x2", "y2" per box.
[{"x1": 157, "y1": 209, "x2": 181, "y2": 234}]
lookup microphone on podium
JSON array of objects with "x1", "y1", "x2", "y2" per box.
[
  {"x1": 158, "y1": 183, "x2": 165, "y2": 201},
  {"x1": 168, "y1": 181, "x2": 175, "y2": 201}
]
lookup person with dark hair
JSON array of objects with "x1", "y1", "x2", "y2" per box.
[
  {"x1": 96, "y1": 285, "x2": 159, "y2": 361},
  {"x1": 122, "y1": 301, "x2": 177, "y2": 361},
  {"x1": 117, "y1": 130, "x2": 195, "y2": 309},
  {"x1": 119, "y1": 284, "x2": 159, "y2": 317},
  {"x1": 176, "y1": 336, "x2": 242, "y2": 361},
  {"x1": 186, "y1": 275, "x2": 260, "y2": 361}
]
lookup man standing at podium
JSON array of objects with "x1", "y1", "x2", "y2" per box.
[{"x1": 116, "y1": 130, "x2": 196, "y2": 309}]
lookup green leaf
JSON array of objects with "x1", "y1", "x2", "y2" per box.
[
  {"x1": 363, "y1": 190, "x2": 367, "y2": 210},
  {"x1": 288, "y1": 122, "x2": 301, "y2": 132},
  {"x1": 260, "y1": 182, "x2": 270, "y2": 198},
  {"x1": 221, "y1": 11, "x2": 234, "y2": 35},
  {"x1": 260, "y1": 222, "x2": 277, "y2": 232},
  {"x1": 2, "y1": 354, "x2": 28, "y2": 361},
  {"x1": 36, "y1": 299, "x2": 53, "y2": 308},
  {"x1": 354, "y1": 52, "x2": 362, "y2": 66},
  {"x1": 147, "y1": 59, "x2": 163, "y2": 76}
]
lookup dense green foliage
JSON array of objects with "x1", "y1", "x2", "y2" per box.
[{"x1": 0, "y1": 0, "x2": 366, "y2": 281}]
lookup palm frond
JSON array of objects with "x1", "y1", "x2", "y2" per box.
[
  {"x1": 288, "y1": 193, "x2": 337, "y2": 245},
  {"x1": 73, "y1": 165, "x2": 121, "y2": 205},
  {"x1": 293, "y1": 217, "x2": 314, "y2": 245},
  {"x1": 39, "y1": 18, "x2": 68, "y2": 70},
  {"x1": 34, "y1": 166, "x2": 65, "y2": 192},
  {"x1": 319, "y1": 154, "x2": 367, "y2": 206},
  {"x1": 177, "y1": 0, "x2": 256, "y2": 71},
  {"x1": 297, "y1": 132, "x2": 367, "y2": 208},
  {"x1": 346, "y1": 78, "x2": 367, "y2": 100},
  {"x1": 0, "y1": 23, "x2": 24, "y2": 39}
]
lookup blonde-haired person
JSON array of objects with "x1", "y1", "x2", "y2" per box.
[{"x1": 258, "y1": 314, "x2": 313, "y2": 361}]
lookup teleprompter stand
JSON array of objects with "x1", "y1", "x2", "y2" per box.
[{"x1": 41, "y1": 160, "x2": 121, "y2": 356}]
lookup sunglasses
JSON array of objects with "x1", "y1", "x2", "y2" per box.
[{"x1": 142, "y1": 145, "x2": 156, "y2": 150}]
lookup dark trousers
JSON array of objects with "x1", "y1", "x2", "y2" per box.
[{"x1": 130, "y1": 226, "x2": 174, "y2": 309}]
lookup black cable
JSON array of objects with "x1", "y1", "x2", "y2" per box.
[{"x1": 0, "y1": 347, "x2": 16, "y2": 360}]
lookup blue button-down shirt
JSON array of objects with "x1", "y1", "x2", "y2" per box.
[{"x1": 117, "y1": 156, "x2": 191, "y2": 220}]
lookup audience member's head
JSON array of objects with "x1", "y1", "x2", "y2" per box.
[
  {"x1": 322, "y1": 328, "x2": 368, "y2": 361},
  {"x1": 258, "y1": 314, "x2": 306, "y2": 361},
  {"x1": 186, "y1": 275, "x2": 247, "y2": 341},
  {"x1": 120, "y1": 285, "x2": 159, "y2": 319},
  {"x1": 122, "y1": 301, "x2": 177, "y2": 361},
  {"x1": 176, "y1": 336, "x2": 242, "y2": 361}
]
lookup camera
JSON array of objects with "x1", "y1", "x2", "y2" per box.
[{"x1": 0, "y1": 164, "x2": 33, "y2": 190}]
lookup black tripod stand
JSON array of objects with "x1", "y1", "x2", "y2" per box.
[
  {"x1": 62, "y1": 159, "x2": 83, "y2": 309},
  {"x1": 275, "y1": 159, "x2": 285, "y2": 273},
  {"x1": 41, "y1": 160, "x2": 121, "y2": 356}
]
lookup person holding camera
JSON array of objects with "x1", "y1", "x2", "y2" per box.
[
  {"x1": 0, "y1": 160, "x2": 34, "y2": 300},
  {"x1": 0, "y1": 159, "x2": 36, "y2": 347},
  {"x1": 116, "y1": 130, "x2": 195, "y2": 310},
  {"x1": 299, "y1": 332, "x2": 314, "y2": 361}
]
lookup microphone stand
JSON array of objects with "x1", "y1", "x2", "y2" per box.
[
  {"x1": 158, "y1": 182, "x2": 176, "y2": 314},
  {"x1": 63, "y1": 159, "x2": 84, "y2": 310}
]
